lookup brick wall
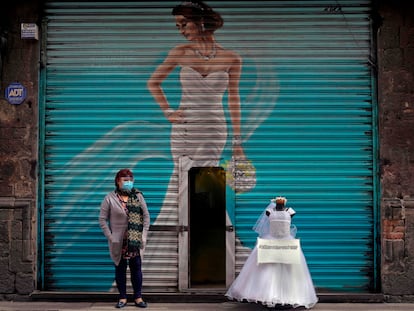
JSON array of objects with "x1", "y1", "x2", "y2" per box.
[
  {"x1": 0, "y1": 199, "x2": 34, "y2": 295},
  {"x1": 378, "y1": 0, "x2": 414, "y2": 301},
  {"x1": 0, "y1": 1, "x2": 40, "y2": 297}
]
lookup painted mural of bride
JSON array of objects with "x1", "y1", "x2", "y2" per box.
[{"x1": 147, "y1": 0, "x2": 255, "y2": 225}]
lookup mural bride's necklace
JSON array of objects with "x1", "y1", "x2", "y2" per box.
[{"x1": 194, "y1": 44, "x2": 217, "y2": 61}]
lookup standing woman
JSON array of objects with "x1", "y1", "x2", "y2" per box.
[
  {"x1": 99, "y1": 169, "x2": 150, "y2": 309},
  {"x1": 147, "y1": 0, "x2": 246, "y2": 170}
]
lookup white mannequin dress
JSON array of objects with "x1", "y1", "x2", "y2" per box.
[{"x1": 225, "y1": 202, "x2": 318, "y2": 309}]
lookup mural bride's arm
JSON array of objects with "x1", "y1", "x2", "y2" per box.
[
  {"x1": 227, "y1": 53, "x2": 245, "y2": 157},
  {"x1": 147, "y1": 47, "x2": 183, "y2": 123}
]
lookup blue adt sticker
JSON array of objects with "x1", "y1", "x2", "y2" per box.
[{"x1": 5, "y1": 82, "x2": 27, "y2": 105}]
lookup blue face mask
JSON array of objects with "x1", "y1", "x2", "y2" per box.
[{"x1": 120, "y1": 180, "x2": 134, "y2": 191}]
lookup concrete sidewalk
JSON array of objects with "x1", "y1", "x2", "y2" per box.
[{"x1": 0, "y1": 301, "x2": 413, "y2": 311}]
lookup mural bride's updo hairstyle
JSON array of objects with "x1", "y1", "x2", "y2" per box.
[{"x1": 172, "y1": 0, "x2": 224, "y2": 34}]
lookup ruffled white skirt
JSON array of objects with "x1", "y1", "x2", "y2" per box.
[{"x1": 225, "y1": 242, "x2": 318, "y2": 309}]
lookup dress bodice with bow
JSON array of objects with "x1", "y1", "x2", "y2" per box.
[{"x1": 268, "y1": 210, "x2": 292, "y2": 239}]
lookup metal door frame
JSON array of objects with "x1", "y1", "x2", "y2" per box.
[{"x1": 178, "y1": 156, "x2": 235, "y2": 290}]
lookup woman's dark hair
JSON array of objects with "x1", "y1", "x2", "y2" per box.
[
  {"x1": 172, "y1": 0, "x2": 223, "y2": 33},
  {"x1": 115, "y1": 168, "x2": 133, "y2": 187}
]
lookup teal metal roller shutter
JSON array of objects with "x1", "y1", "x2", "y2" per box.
[
  {"x1": 41, "y1": 2, "x2": 180, "y2": 292},
  {"x1": 41, "y1": 0, "x2": 377, "y2": 292}
]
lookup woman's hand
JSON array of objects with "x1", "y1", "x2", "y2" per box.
[{"x1": 166, "y1": 109, "x2": 185, "y2": 123}]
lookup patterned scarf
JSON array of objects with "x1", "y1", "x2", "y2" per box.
[{"x1": 125, "y1": 189, "x2": 144, "y2": 255}]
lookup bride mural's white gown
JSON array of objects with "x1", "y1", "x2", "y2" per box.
[
  {"x1": 171, "y1": 66, "x2": 229, "y2": 164},
  {"x1": 152, "y1": 66, "x2": 231, "y2": 225},
  {"x1": 225, "y1": 206, "x2": 318, "y2": 309}
]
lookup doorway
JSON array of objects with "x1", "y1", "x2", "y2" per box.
[{"x1": 188, "y1": 167, "x2": 226, "y2": 288}]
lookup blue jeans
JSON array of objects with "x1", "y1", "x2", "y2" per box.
[{"x1": 115, "y1": 256, "x2": 143, "y2": 300}]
